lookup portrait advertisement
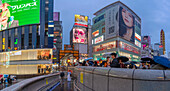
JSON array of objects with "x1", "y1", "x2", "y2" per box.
[
  {"x1": 0, "y1": 0, "x2": 40, "y2": 31},
  {"x1": 73, "y1": 27, "x2": 87, "y2": 44},
  {"x1": 119, "y1": 7, "x2": 135, "y2": 43}
]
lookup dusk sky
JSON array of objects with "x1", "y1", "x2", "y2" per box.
[{"x1": 54, "y1": 0, "x2": 170, "y2": 54}]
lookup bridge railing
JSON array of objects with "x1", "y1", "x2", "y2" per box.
[
  {"x1": 69, "y1": 66, "x2": 170, "y2": 91},
  {"x1": 2, "y1": 73, "x2": 60, "y2": 91}
]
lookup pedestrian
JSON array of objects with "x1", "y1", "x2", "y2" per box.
[
  {"x1": 60, "y1": 71, "x2": 65, "y2": 84},
  {"x1": 110, "y1": 53, "x2": 120, "y2": 68},
  {"x1": 86, "y1": 60, "x2": 89, "y2": 66},
  {"x1": 118, "y1": 59, "x2": 126, "y2": 68},
  {"x1": 104, "y1": 57, "x2": 110, "y2": 67},
  {"x1": 93, "y1": 61, "x2": 98, "y2": 67},
  {"x1": 1, "y1": 77, "x2": 3, "y2": 83}
]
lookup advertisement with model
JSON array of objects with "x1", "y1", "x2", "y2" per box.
[
  {"x1": 73, "y1": 27, "x2": 87, "y2": 44},
  {"x1": 119, "y1": 6, "x2": 135, "y2": 43},
  {"x1": 0, "y1": 0, "x2": 40, "y2": 31}
]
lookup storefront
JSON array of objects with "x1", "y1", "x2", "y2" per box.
[
  {"x1": 0, "y1": 49, "x2": 53, "y2": 75},
  {"x1": 92, "y1": 40, "x2": 140, "y2": 61}
]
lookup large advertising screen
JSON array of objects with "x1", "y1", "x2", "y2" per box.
[
  {"x1": 75, "y1": 14, "x2": 88, "y2": 25},
  {"x1": 0, "y1": 0, "x2": 40, "y2": 31},
  {"x1": 73, "y1": 27, "x2": 87, "y2": 44},
  {"x1": 119, "y1": 7, "x2": 135, "y2": 43}
]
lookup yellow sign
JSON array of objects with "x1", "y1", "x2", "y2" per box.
[
  {"x1": 2, "y1": 38, "x2": 5, "y2": 50},
  {"x1": 80, "y1": 72, "x2": 83, "y2": 83},
  {"x1": 46, "y1": 78, "x2": 48, "y2": 84}
]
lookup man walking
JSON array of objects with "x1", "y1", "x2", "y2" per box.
[{"x1": 110, "y1": 53, "x2": 120, "y2": 68}]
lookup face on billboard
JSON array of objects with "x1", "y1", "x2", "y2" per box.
[
  {"x1": 75, "y1": 15, "x2": 88, "y2": 25},
  {"x1": 73, "y1": 28, "x2": 87, "y2": 43},
  {"x1": 119, "y1": 7, "x2": 135, "y2": 43},
  {"x1": 0, "y1": 0, "x2": 40, "y2": 31}
]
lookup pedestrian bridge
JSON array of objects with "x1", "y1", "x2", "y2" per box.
[
  {"x1": 69, "y1": 66, "x2": 170, "y2": 91},
  {"x1": 2, "y1": 66, "x2": 170, "y2": 91}
]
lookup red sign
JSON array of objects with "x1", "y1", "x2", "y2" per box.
[
  {"x1": 74, "y1": 23, "x2": 88, "y2": 27},
  {"x1": 120, "y1": 42, "x2": 140, "y2": 54}
]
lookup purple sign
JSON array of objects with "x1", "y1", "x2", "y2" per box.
[{"x1": 53, "y1": 12, "x2": 59, "y2": 21}]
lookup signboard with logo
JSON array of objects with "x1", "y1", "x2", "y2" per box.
[
  {"x1": 93, "y1": 41, "x2": 116, "y2": 52},
  {"x1": 120, "y1": 42, "x2": 140, "y2": 54},
  {"x1": 92, "y1": 30, "x2": 99, "y2": 37},
  {"x1": 75, "y1": 14, "x2": 88, "y2": 27},
  {"x1": 94, "y1": 35, "x2": 104, "y2": 44}
]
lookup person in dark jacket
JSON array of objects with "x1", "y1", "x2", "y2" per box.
[{"x1": 110, "y1": 53, "x2": 120, "y2": 68}]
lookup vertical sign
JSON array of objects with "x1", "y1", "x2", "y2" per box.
[
  {"x1": 80, "y1": 72, "x2": 83, "y2": 83},
  {"x1": 105, "y1": 6, "x2": 119, "y2": 40}
]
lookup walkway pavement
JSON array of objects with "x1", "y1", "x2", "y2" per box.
[{"x1": 52, "y1": 79, "x2": 74, "y2": 91}]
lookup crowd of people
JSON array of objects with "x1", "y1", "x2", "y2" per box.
[{"x1": 72, "y1": 52, "x2": 168, "y2": 70}]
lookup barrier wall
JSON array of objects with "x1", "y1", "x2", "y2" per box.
[
  {"x1": 69, "y1": 66, "x2": 170, "y2": 91},
  {"x1": 2, "y1": 73, "x2": 60, "y2": 91}
]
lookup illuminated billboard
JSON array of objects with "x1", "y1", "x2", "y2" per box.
[
  {"x1": 119, "y1": 7, "x2": 135, "y2": 43},
  {"x1": 73, "y1": 27, "x2": 87, "y2": 44},
  {"x1": 95, "y1": 35, "x2": 104, "y2": 44},
  {"x1": 0, "y1": 0, "x2": 40, "y2": 31},
  {"x1": 92, "y1": 30, "x2": 99, "y2": 37},
  {"x1": 75, "y1": 14, "x2": 88, "y2": 26}
]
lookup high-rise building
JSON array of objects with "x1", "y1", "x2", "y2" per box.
[
  {"x1": 92, "y1": 1, "x2": 141, "y2": 61},
  {"x1": 53, "y1": 12, "x2": 63, "y2": 63},
  {"x1": 160, "y1": 29, "x2": 165, "y2": 55},
  {"x1": 0, "y1": 0, "x2": 54, "y2": 75},
  {"x1": 141, "y1": 36, "x2": 152, "y2": 57},
  {"x1": 70, "y1": 15, "x2": 90, "y2": 62}
]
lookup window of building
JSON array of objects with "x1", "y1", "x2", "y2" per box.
[{"x1": 102, "y1": 27, "x2": 105, "y2": 33}]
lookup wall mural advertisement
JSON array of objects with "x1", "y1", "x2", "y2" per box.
[
  {"x1": 105, "y1": 6, "x2": 119, "y2": 40},
  {"x1": 73, "y1": 27, "x2": 87, "y2": 44},
  {"x1": 0, "y1": 0, "x2": 40, "y2": 31},
  {"x1": 119, "y1": 7, "x2": 135, "y2": 43}
]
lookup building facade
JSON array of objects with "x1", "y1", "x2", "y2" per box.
[
  {"x1": 141, "y1": 36, "x2": 152, "y2": 57},
  {"x1": 160, "y1": 29, "x2": 165, "y2": 55},
  {"x1": 53, "y1": 12, "x2": 63, "y2": 63},
  {"x1": 0, "y1": 0, "x2": 54, "y2": 74},
  {"x1": 69, "y1": 15, "x2": 90, "y2": 62},
  {"x1": 92, "y1": 1, "x2": 141, "y2": 61}
]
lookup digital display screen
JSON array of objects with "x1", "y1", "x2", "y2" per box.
[
  {"x1": 73, "y1": 27, "x2": 87, "y2": 44},
  {"x1": 0, "y1": 0, "x2": 40, "y2": 31},
  {"x1": 75, "y1": 14, "x2": 88, "y2": 25}
]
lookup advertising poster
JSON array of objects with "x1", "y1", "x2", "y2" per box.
[
  {"x1": 75, "y1": 14, "x2": 88, "y2": 25},
  {"x1": 73, "y1": 27, "x2": 87, "y2": 44},
  {"x1": 142, "y1": 36, "x2": 151, "y2": 45},
  {"x1": 53, "y1": 12, "x2": 59, "y2": 21},
  {"x1": 105, "y1": 6, "x2": 119, "y2": 40},
  {"x1": 119, "y1": 7, "x2": 135, "y2": 43},
  {"x1": 0, "y1": 0, "x2": 40, "y2": 31}
]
